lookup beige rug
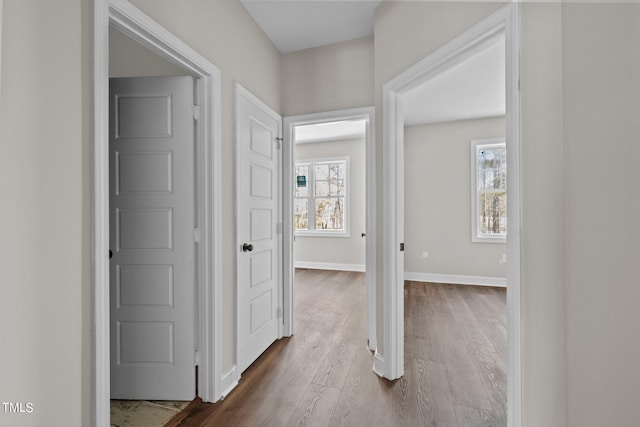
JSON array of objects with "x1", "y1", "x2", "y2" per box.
[{"x1": 110, "y1": 400, "x2": 189, "y2": 427}]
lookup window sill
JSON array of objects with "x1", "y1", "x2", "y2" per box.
[
  {"x1": 295, "y1": 231, "x2": 350, "y2": 238},
  {"x1": 472, "y1": 235, "x2": 506, "y2": 244}
]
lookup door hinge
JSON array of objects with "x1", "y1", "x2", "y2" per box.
[
  {"x1": 276, "y1": 222, "x2": 283, "y2": 234},
  {"x1": 193, "y1": 105, "x2": 201, "y2": 121},
  {"x1": 276, "y1": 137, "x2": 283, "y2": 149},
  {"x1": 277, "y1": 307, "x2": 283, "y2": 319},
  {"x1": 194, "y1": 350, "x2": 201, "y2": 366},
  {"x1": 193, "y1": 228, "x2": 201, "y2": 243}
]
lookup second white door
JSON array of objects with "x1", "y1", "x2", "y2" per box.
[
  {"x1": 236, "y1": 85, "x2": 282, "y2": 373},
  {"x1": 110, "y1": 75, "x2": 196, "y2": 400}
]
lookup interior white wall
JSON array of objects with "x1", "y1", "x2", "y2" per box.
[
  {"x1": 0, "y1": 0, "x2": 91, "y2": 426},
  {"x1": 519, "y1": 4, "x2": 567, "y2": 426},
  {"x1": 404, "y1": 117, "x2": 506, "y2": 280},
  {"x1": 109, "y1": 26, "x2": 185, "y2": 77},
  {"x1": 281, "y1": 36, "x2": 374, "y2": 116},
  {"x1": 562, "y1": 4, "x2": 640, "y2": 427},
  {"x1": 294, "y1": 137, "x2": 366, "y2": 269},
  {"x1": 126, "y1": 0, "x2": 281, "y2": 374}
]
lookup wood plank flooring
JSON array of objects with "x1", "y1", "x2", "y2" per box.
[{"x1": 166, "y1": 269, "x2": 507, "y2": 427}]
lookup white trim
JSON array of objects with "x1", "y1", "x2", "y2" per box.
[
  {"x1": 0, "y1": 0, "x2": 3, "y2": 96},
  {"x1": 372, "y1": 351, "x2": 385, "y2": 377},
  {"x1": 220, "y1": 366, "x2": 240, "y2": 399},
  {"x1": 382, "y1": 81, "x2": 404, "y2": 382},
  {"x1": 404, "y1": 272, "x2": 506, "y2": 288},
  {"x1": 93, "y1": 3, "x2": 110, "y2": 425},
  {"x1": 294, "y1": 231, "x2": 351, "y2": 238},
  {"x1": 284, "y1": 107, "x2": 376, "y2": 349},
  {"x1": 234, "y1": 83, "x2": 284, "y2": 372},
  {"x1": 295, "y1": 262, "x2": 365, "y2": 272},
  {"x1": 381, "y1": 3, "x2": 522, "y2": 426},
  {"x1": 505, "y1": 4, "x2": 523, "y2": 426},
  {"x1": 93, "y1": 1, "x2": 222, "y2": 425},
  {"x1": 282, "y1": 119, "x2": 295, "y2": 338}
]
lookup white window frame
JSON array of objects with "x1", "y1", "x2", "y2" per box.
[
  {"x1": 471, "y1": 138, "x2": 507, "y2": 243},
  {"x1": 294, "y1": 157, "x2": 350, "y2": 237}
]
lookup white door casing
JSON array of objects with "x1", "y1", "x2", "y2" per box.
[
  {"x1": 236, "y1": 84, "x2": 283, "y2": 373},
  {"x1": 109, "y1": 76, "x2": 196, "y2": 400},
  {"x1": 282, "y1": 107, "x2": 376, "y2": 349},
  {"x1": 95, "y1": 1, "x2": 223, "y2": 424}
]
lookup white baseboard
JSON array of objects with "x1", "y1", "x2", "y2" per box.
[
  {"x1": 220, "y1": 365, "x2": 239, "y2": 399},
  {"x1": 404, "y1": 272, "x2": 507, "y2": 288},
  {"x1": 368, "y1": 338, "x2": 376, "y2": 352},
  {"x1": 295, "y1": 261, "x2": 365, "y2": 272},
  {"x1": 372, "y1": 350, "x2": 385, "y2": 378}
]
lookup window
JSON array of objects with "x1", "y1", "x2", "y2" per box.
[
  {"x1": 294, "y1": 158, "x2": 349, "y2": 236},
  {"x1": 471, "y1": 138, "x2": 506, "y2": 243}
]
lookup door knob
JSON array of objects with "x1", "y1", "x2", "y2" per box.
[
  {"x1": 361, "y1": 233, "x2": 366, "y2": 237},
  {"x1": 242, "y1": 243, "x2": 254, "y2": 252}
]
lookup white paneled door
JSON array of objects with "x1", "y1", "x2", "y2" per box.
[
  {"x1": 109, "y1": 76, "x2": 196, "y2": 400},
  {"x1": 236, "y1": 86, "x2": 282, "y2": 373}
]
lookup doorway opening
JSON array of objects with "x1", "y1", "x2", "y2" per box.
[
  {"x1": 93, "y1": 1, "x2": 223, "y2": 425},
  {"x1": 380, "y1": 3, "x2": 521, "y2": 426},
  {"x1": 291, "y1": 118, "x2": 369, "y2": 352},
  {"x1": 108, "y1": 27, "x2": 195, "y2": 425},
  {"x1": 283, "y1": 108, "x2": 376, "y2": 350},
  {"x1": 402, "y1": 35, "x2": 508, "y2": 424}
]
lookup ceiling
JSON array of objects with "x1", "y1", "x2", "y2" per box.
[
  {"x1": 404, "y1": 39, "x2": 506, "y2": 126},
  {"x1": 294, "y1": 119, "x2": 367, "y2": 143},
  {"x1": 241, "y1": 1, "x2": 505, "y2": 126},
  {"x1": 240, "y1": 0, "x2": 382, "y2": 54}
]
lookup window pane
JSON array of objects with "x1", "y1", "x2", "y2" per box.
[
  {"x1": 294, "y1": 199, "x2": 309, "y2": 230},
  {"x1": 330, "y1": 179, "x2": 345, "y2": 196},
  {"x1": 315, "y1": 164, "x2": 329, "y2": 180},
  {"x1": 479, "y1": 191, "x2": 507, "y2": 236},
  {"x1": 315, "y1": 197, "x2": 345, "y2": 230},
  {"x1": 478, "y1": 146, "x2": 506, "y2": 191},
  {"x1": 315, "y1": 180, "x2": 329, "y2": 196},
  {"x1": 329, "y1": 162, "x2": 344, "y2": 180},
  {"x1": 295, "y1": 183, "x2": 308, "y2": 197}
]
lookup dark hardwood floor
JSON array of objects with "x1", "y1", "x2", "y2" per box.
[{"x1": 166, "y1": 269, "x2": 507, "y2": 427}]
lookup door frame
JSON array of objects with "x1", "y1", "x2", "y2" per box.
[
  {"x1": 282, "y1": 107, "x2": 376, "y2": 350},
  {"x1": 234, "y1": 83, "x2": 284, "y2": 377},
  {"x1": 380, "y1": 3, "x2": 522, "y2": 426},
  {"x1": 93, "y1": 0, "x2": 223, "y2": 425}
]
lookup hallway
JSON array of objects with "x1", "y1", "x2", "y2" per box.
[{"x1": 167, "y1": 269, "x2": 506, "y2": 426}]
